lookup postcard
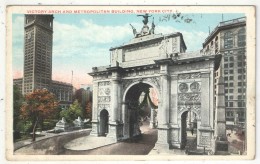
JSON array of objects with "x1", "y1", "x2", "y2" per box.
[{"x1": 6, "y1": 5, "x2": 255, "y2": 161}]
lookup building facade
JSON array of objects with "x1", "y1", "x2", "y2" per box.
[
  {"x1": 14, "y1": 15, "x2": 73, "y2": 108},
  {"x1": 23, "y1": 15, "x2": 53, "y2": 95},
  {"x1": 202, "y1": 17, "x2": 246, "y2": 126}
]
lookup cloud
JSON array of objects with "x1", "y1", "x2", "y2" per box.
[
  {"x1": 13, "y1": 70, "x2": 23, "y2": 79},
  {"x1": 53, "y1": 20, "x2": 132, "y2": 57}
]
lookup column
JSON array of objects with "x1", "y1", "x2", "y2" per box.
[
  {"x1": 198, "y1": 71, "x2": 213, "y2": 149},
  {"x1": 169, "y1": 74, "x2": 180, "y2": 148},
  {"x1": 158, "y1": 74, "x2": 170, "y2": 126},
  {"x1": 214, "y1": 75, "x2": 228, "y2": 153},
  {"x1": 170, "y1": 74, "x2": 178, "y2": 124},
  {"x1": 107, "y1": 72, "x2": 120, "y2": 141},
  {"x1": 110, "y1": 79, "x2": 119, "y2": 122},
  {"x1": 90, "y1": 82, "x2": 99, "y2": 136},
  {"x1": 200, "y1": 71, "x2": 210, "y2": 126},
  {"x1": 155, "y1": 64, "x2": 170, "y2": 151}
]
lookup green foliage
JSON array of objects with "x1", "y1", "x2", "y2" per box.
[
  {"x1": 42, "y1": 119, "x2": 58, "y2": 131},
  {"x1": 16, "y1": 121, "x2": 32, "y2": 134},
  {"x1": 60, "y1": 100, "x2": 83, "y2": 123},
  {"x1": 13, "y1": 85, "x2": 24, "y2": 132}
]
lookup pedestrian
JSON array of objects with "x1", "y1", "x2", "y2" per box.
[{"x1": 191, "y1": 128, "x2": 194, "y2": 136}]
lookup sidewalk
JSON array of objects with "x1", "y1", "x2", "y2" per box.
[{"x1": 64, "y1": 135, "x2": 116, "y2": 151}]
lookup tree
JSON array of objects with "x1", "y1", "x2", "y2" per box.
[
  {"x1": 13, "y1": 85, "x2": 24, "y2": 140},
  {"x1": 20, "y1": 89, "x2": 59, "y2": 141},
  {"x1": 60, "y1": 99, "x2": 83, "y2": 123},
  {"x1": 85, "y1": 101, "x2": 92, "y2": 120}
]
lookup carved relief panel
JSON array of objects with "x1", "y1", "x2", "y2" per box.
[
  {"x1": 98, "y1": 81, "x2": 111, "y2": 112},
  {"x1": 172, "y1": 37, "x2": 178, "y2": 53},
  {"x1": 177, "y1": 73, "x2": 201, "y2": 117}
]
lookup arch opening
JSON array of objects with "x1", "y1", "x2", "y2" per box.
[
  {"x1": 123, "y1": 82, "x2": 159, "y2": 142},
  {"x1": 99, "y1": 109, "x2": 109, "y2": 136},
  {"x1": 180, "y1": 110, "x2": 198, "y2": 151}
]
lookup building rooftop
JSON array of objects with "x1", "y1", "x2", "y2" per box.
[
  {"x1": 52, "y1": 80, "x2": 73, "y2": 86},
  {"x1": 110, "y1": 32, "x2": 187, "y2": 51},
  {"x1": 203, "y1": 17, "x2": 246, "y2": 47}
]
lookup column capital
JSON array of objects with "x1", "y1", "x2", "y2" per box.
[
  {"x1": 111, "y1": 78, "x2": 121, "y2": 84},
  {"x1": 160, "y1": 73, "x2": 171, "y2": 80},
  {"x1": 170, "y1": 74, "x2": 178, "y2": 80}
]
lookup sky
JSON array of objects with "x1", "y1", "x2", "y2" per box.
[{"x1": 12, "y1": 12, "x2": 245, "y2": 89}]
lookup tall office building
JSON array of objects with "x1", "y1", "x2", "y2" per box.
[
  {"x1": 23, "y1": 15, "x2": 53, "y2": 95},
  {"x1": 202, "y1": 17, "x2": 246, "y2": 126},
  {"x1": 14, "y1": 15, "x2": 73, "y2": 108}
]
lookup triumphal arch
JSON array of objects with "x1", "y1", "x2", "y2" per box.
[{"x1": 89, "y1": 15, "x2": 223, "y2": 152}]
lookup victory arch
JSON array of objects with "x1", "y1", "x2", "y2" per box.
[{"x1": 89, "y1": 17, "x2": 225, "y2": 153}]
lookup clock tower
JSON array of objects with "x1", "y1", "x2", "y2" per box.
[{"x1": 23, "y1": 15, "x2": 54, "y2": 95}]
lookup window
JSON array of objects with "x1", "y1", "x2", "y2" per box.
[
  {"x1": 229, "y1": 89, "x2": 233, "y2": 93},
  {"x1": 229, "y1": 76, "x2": 233, "y2": 80},
  {"x1": 238, "y1": 95, "x2": 242, "y2": 100},
  {"x1": 229, "y1": 102, "x2": 233, "y2": 107},
  {"x1": 224, "y1": 70, "x2": 229, "y2": 74},
  {"x1": 238, "y1": 28, "x2": 246, "y2": 47},
  {"x1": 224, "y1": 31, "x2": 233, "y2": 49},
  {"x1": 224, "y1": 64, "x2": 228, "y2": 68},
  {"x1": 229, "y1": 96, "x2": 233, "y2": 100},
  {"x1": 238, "y1": 88, "x2": 242, "y2": 93},
  {"x1": 215, "y1": 36, "x2": 219, "y2": 53},
  {"x1": 237, "y1": 101, "x2": 245, "y2": 107},
  {"x1": 237, "y1": 55, "x2": 244, "y2": 61},
  {"x1": 229, "y1": 70, "x2": 234, "y2": 74},
  {"x1": 229, "y1": 63, "x2": 234, "y2": 67},
  {"x1": 229, "y1": 56, "x2": 234, "y2": 61},
  {"x1": 224, "y1": 57, "x2": 228, "y2": 62},
  {"x1": 229, "y1": 83, "x2": 233, "y2": 87},
  {"x1": 224, "y1": 77, "x2": 228, "y2": 81},
  {"x1": 225, "y1": 102, "x2": 228, "y2": 107}
]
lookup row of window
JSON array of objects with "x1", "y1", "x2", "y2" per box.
[
  {"x1": 224, "y1": 28, "x2": 246, "y2": 49},
  {"x1": 224, "y1": 55, "x2": 246, "y2": 63},
  {"x1": 225, "y1": 101, "x2": 246, "y2": 107},
  {"x1": 224, "y1": 75, "x2": 246, "y2": 81},
  {"x1": 225, "y1": 88, "x2": 246, "y2": 93},
  {"x1": 224, "y1": 82, "x2": 246, "y2": 87},
  {"x1": 224, "y1": 61, "x2": 246, "y2": 68},
  {"x1": 224, "y1": 68, "x2": 246, "y2": 75},
  {"x1": 225, "y1": 95, "x2": 246, "y2": 100},
  {"x1": 226, "y1": 111, "x2": 245, "y2": 117}
]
